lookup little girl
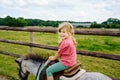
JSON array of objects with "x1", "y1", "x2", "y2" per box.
[{"x1": 46, "y1": 22, "x2": 77, "y2": 80}]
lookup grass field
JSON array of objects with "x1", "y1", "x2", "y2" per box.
[{"x1": 0, "y1": 29, "x2": 120, "y2": 80}]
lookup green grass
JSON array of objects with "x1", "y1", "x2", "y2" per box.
[
  {"x1": 0, "y1": 30, "x2": 120, "y2": 80},
  {"x1": 76, "y1": 35, "x2": 120, "y2": 55}
]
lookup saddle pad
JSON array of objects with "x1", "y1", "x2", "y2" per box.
[{"x1": 60, "y1": 69, "x2": 86, "y2": 80}]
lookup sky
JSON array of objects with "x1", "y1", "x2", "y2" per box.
[{"x1": 0, "y1": 0, "x2": 120, "y2": 23}]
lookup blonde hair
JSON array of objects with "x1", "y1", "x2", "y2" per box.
[{"x1": 58, "y1": 22, "x2": 77, "y2": 45}]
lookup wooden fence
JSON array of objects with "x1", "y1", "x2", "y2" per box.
[
  {"x1": 0, "y1": 27, "x2": 120, "y2": 61},
  {"x1": 0, "y1": 27, "x2": 120, "y2": 36}
]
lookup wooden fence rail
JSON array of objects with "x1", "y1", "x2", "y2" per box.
[
  {"x1": 0, "y1": 27, "x2": 120, "y2": 36},
  {"x1": 0, "y1": 50, "x2": 20, "y2": 58},
  {"x1": 0, "y1": 39, "x2": 120, "y2": 61}
]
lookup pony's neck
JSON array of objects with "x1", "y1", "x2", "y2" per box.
[{"x1": 23, "y1": 59, "x2": 44, "y2": 76}]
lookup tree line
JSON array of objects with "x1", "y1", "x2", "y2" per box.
[
  {"x1": 0, "y1": 16, "x2": 120, "y2": 28},
  {"x1": 0, "y1": 16, "x2": 60, "y2": 27},
  {"x1": 91, "y1": 18, "x2": 120, "y2": 28}
]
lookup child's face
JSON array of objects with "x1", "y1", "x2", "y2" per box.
[{"x1": 58, "y1": 29, "x2": 69, "y2": 40}]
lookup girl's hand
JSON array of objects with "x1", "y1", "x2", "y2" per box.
[{"x1": 48, "y1": 56, "x2": 55, "y2": 61}]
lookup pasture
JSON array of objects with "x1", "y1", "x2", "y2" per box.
[{"x1": 0, "y1": 28, "x2": 120, "y2": 80}]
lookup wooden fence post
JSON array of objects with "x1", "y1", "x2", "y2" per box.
[{"x1": 29, "y1": 32, "x2": 33, "y2": 54}]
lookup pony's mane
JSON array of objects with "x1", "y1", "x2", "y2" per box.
[{"x1": 23, "y1": 53, "x2": 49, "y2": 62}]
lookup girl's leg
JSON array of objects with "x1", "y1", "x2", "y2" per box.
[{"x1": 46, "y1": 62, "x2": 68, "y2": 80}]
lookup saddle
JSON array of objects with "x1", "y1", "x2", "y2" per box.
[
  {"x1": 63, "y1": 63, "x2": 81, "y2": 77},
  {"x1": 37, "y1": 61, "x2": 82, "y2": 80}
]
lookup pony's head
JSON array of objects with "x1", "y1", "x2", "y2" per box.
[
  {"x1": 15, "y1": 53, "x2": 49, "y2": 80},
  {"x1": 15, "y1": 58, "x2": 29, "y2": 80}
]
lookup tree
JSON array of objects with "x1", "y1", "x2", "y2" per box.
[
  {"x1": 101, "y1": 18, "x2": 120, "y2": 28},
  {"x1": 16, "y1": 17, "x2": 27, "y2": 27},
  {"x1": 3, "y1": 16, "x2": 16, "y2": 26},
  {"x1": 102, "y1": 18, "x2": 120, "y2": 24},
  {"x1": 0, "y1": 18, "x2": 4, "y2": 26},
  {"x1": 3, "y1": 16, "x2": 27, "y2": 27}
]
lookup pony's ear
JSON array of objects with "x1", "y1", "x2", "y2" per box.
[{"x1": 15, "y1": 58, "x2": 22, "y2": 64}]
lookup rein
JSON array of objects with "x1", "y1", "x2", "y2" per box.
[{"x1": 36, "y1": 60, "x2": 50, "y2": 80}]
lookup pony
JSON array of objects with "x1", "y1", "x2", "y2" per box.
[{"x1": 15, "y1": 53, "x2": 113, "y2": 80}]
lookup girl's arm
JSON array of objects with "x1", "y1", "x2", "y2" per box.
[{"x1": 48, "y1": 53, "x2": 60, "y2": 61}]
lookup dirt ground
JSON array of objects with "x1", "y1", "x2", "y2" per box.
[{"x1": 0, "y1": 75, "x2": 9, "y2": 80}]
